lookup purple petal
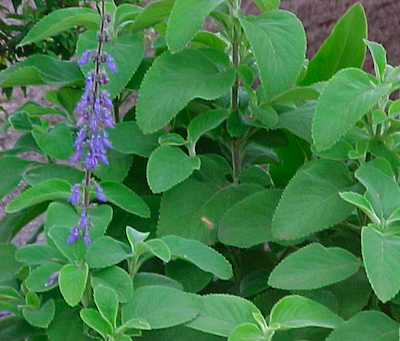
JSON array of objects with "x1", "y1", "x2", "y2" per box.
[
  {"x1": 70, "y1": 148, "x2": 82, "y2": 163},
  {"x1": 0, "y1": 311, "x2": 12, "y2": 318},
  {"x1": 95, "y1": 184, "x2": 107, "y2": 202},
  {"x1": 77, "y1": 50, "x2": 92, "y2": 65},
  {"x1": 45, "y1": 271, "x2": 60, "y2": 287},
  {"x1": 67, "y1": 227, "x2": 80, "y2": 244},
  {"x1": 67, "y1": 184, "x2": 81, "y2": 206},
  {"x1": 105, "y1": 53, "x2": 117, "y2": 73},
  {"x1": 83, "y1": 231, "x2": 91, "y2": 247}
]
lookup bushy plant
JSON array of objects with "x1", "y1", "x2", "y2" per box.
[{"x1": 1, "y1": 0, "x2": 400, "y2": 340}]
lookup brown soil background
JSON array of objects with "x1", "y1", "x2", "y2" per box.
[{"x1": 1, "y1": 0, "x2": 399, "y2": 244}]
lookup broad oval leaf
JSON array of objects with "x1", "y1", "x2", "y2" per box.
[
  {"x1": 147, "y1": 146, "x2": 201, "y2": 193},
  {"x1": 86, "y1": 236, "x2": 130, "y2": 269},
  {"x1": 122, "y1": 286, "x2": 201, "y2": 329},
  {"x1": 93, "y1": 285, "x2": 119, "y2": 327},
  {"x1": 136, "y1": 49, "x2": 235, "y2": 133},
  {"x1": 59, "y1": 263, "x2": 89, "y2": 307},
  {"x1": 239, "y1": 10, "x2": 306, "y2": 100},
  {"x1": 23, "y1": 164, "x2": 83, "y2": 186},
  {"x1": 19, "y1": 8, "x2": 99, "y2": 46},
  {"x1": 186, "y1": 294, "x2": 261, "y2": 337},
  {"x1": 361, "y1": 227, "x2": 400, "y2": 303},
  {"x1": 48, "y1": 226, "x2": 87, "y2": 262},
  {"x1": 269, "y1": 295, "x2": 343, "y2": 329},
  {"x1": 161, "y1": 236, "x2": 233, "y2": 280},
  {"x1": 22, "y1": 299, "x2": 55, "y2": 328},
  {"x1": 16, "y1": 244, "x2": 66, "y2": 265},
  {"x1": 326, "y1": 310, "x2": 398, "y2": 341},
  {"x1": 25, "y1": 262, "x2": 63, "y2": 292},
  {"x1": 313, "y1": 68, "x2": 391, "y2": 151},
  {"x1": 300, "y1": 3, "x2": 367, "y2": 85},
  {"x1": 80, "y1": 308, "x2": 112, "y2": 338},
  {"x1": 0, "y1": 244, "x2": 23, "y2": 281},
  {"x1": 166, "y1": 0, "x2": 223, "y2": 53},
  {"x1": 268, "y1": 243, "x2": 361, "y2": 290},
  {"x1": 187, "y1": 109, "x2": 229, "y2": 144},
  {"x1": 272, "y1": 160, "x2": 358, "y2": 240}
]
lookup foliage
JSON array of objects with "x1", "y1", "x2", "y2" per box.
[{"x1": 1, "y1": 0, "x2": 400, "y2": 340}]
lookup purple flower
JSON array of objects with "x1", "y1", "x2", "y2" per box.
[
  {"x1": 101, "y1": 130, "x2": 112, "y2": 149},
  {"x1": 70, "y1": 147, "x2": 82, "y2": 163},
  {"x1": 67, "y1": 226, "x2": 80, "y2": 244},
  {"x1": 83, "y1": 231, "x2": 91, "y2": 247},
  {"x1": 104, "y1": 53, "x2": 117, "y2": 73},
  {"x1": 76, "y1": 93, "x2": 90, "y2": 112},
  {"x1": 80, "y1": 210, "x2": 89, "y2": 230},
  {"x1": 78, "y1": 50, "x2": 92, "y2": 65},
  {"x1": 67, "y1": 184, "x2": 81, "y2": 206},
  {"x1": 95, "y1": 184, "x2": 107, "y2": 202},
  {"x1": 45, "y1": 271, "x2": 60, "y2": 287}
]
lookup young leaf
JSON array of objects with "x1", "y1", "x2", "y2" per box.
[
  {"x1": 106, "y1": 122, "x2": 165, "y2": 158},
  {"x1": 339, "y1": 191, "x2": 379, "y2": 225},
  {"x1": 249, "y1": 104, "x2": 278, "y2": 129},
  {"x1": 268, "y1": 243, "x2": 361, "y2": 290},
  {"x1": 94, "y1": 285, "x2": 118, "y2": 327},
  {"x1": 269, "y1": 295, "x2": 343, "y2": 330},
  {"x1": 77, "y1": 31, "x2": 144, "y2": 99},
  {"x1": 239, "y1": 10, "x2": 306, "y2": 100},
  {"x1": 313, "y1": 68, "x2": 391, "y2": 151},
  {"x1": 300, "y1": 3, "x2": 367, "y2": 85},
  {"x1": 136, "y1": 49, "x2": 235, "y2": 133},
  {"x1": 32, "y1": 123, "x2": 73, "y2": 160},
  {"x1": 122, "y1": 286, "x2": 201, "y2": 329},
  {"x1": 166, "y1": 0, "x2": 223, "y2": 53},
  {"x1": 362, "y1": 227, "x2": 400, "y2": 303},
  {"x1": 86, "y1": 236, "x2": 130, "y2": 269},
  {"x1": 6, "y1": 179, "x2": 71, "y2": 213},
  {"x1": 272, "y1": 160, "x2": 358, "y2": 240},
  {"x1": 228, "y1": 323, "x2": 270, "y2": 341},
  {"x1": 25, "y1": 262, "x2": 63, "y2": 292},
  {"x1": 59, "y1": 263, "x2": 89, "y2": 307},
  {"x1": 19, "y1": 8, "x2": 99, "y2": 46},
  {"x1": 187, "y1": 109, "x2": 229, "y2": 144},
  {"x1": 253, "y1": 0, "x2": 280, "y2": 12},
  {"x1": 186, "y1": 294, "x2": 261, "y2": 337},
  {"x1": 219, "y1": 189, "x2": 282, "y2": 248},
  {"x1": 23, "y1": 299, "x2": 55, "y2": 328},
  {"x1": 145, "y1": 239, "x2": 171, "y2": 262},
  {"x1": 100, "y1": 181, "x2": 150, "y2": 218},
  {"x1": 326, "y1": 310, "x2": 398, "y2": 341},
  {"x1": 162, "y1": 236, "x2": 232, "y2": 280},
  {"x1": 80, "y1": 308, "x2": 113, "y2": 339},
  {"x1": 91, "y1": 266, "x2": 133, "y2": 303},
  {"x1": 147, "y1": 146, "x2": 201, "y2": 193},
  {"x1": 364, "y1": 39, "x2": 387, "y2": 81}
]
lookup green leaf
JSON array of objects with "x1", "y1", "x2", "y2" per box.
[
  {"x1": 0, "y1": 316, "x2": 38, "y2": 341},
  {"x1": 219, "y1": 189, "x2": 282, "y2": 248},
  {"x1": 147, "y1": 146, "x2": 201, "y2": 193},
  {"x1": 269, "y1": 295, "x2": 343, "y2": 330},
  {"x1": 159, "y1": 133, "x2": 187, "y2": 146},
  {"x1": 91, "y1": 266, "x2": 133, "y2": 303},
  {"x1": 158, "y1": 178, "x2": 261, "y2": 244},
  {"x1": 239, "y1": 10, "x2": 305, "y2": 100},
  {"x1": 187, "y1": 109, "x2": 228, "y2": 144},
  {"x1": 77, "y1": 31, "x2": 144, "y2": 99},
  {"x1": 14, "y1": 101, "x2": 67, "y2": 118},
  {"x1": 133, "y1": 272, "x2": 183, "y2": 291},
  {"x1": 59, "y1": 263, "x2": 88, "y2": 307},
  {"x1": 101, "y1": 181, "x2": 150, "y2": 218},
  {"x1": 32, "y1": 123, "x2": 73, "y2": 160},
  {"x1": 300, "y1": 3, "x2": 367, "y2": 86},
  {"x1": 0, "y1": 156, "x2": 34, "y2": 200},
  {"x1": 86, "y1": 236, "x2": 130, "y2": 268},
  {"x1": 166, "y1": 0, "x2": 223, "y2": 53},
  {"x1": 253, "y1": 0, "x2": 280, "y2": 12},
  {"x1": 80, "y1": 308, "x2": 112, "y2": 339},
  {"x1": 313, "y1": 68, "x2": 391, "y2": 151},
  {"x1": 355, "y1": 160, "x2": 400, "y2": 220},
  {"x1": 6, "y1": 179, "x2": 71, "y2": 213},
  {"x1": 362, "y1": 227, "x2": 400, "y2": 303},
  {"x1": 114, "y1": 4, "x2": 142, "y2": 29},
  {"x1": 19, "y1": 8, "x2": 99, "y2": 46},
  {"x1": 25, "y1": 262, "x2": 63, "y2": 293},
  {"x1": 339, "y1": 191, "x2": 379, "y2": 225},
  {"x1": 106, "y1": 122, "x2": 165, "y2": 158},
  {"x1": 0, "y1": 244, "x2": 23, "y2": 281},
  {"x1": 23, "y1": 164, "x2": 83, "y2": 186},
  {"x1": 161, "y1": 236, "x2": 232, "y2": 280},
  {"x1": 16, "y1": 244, "x2": 66, "y2": 265},
  {"x1": 268, "y1": 243, "x2": 361, "y2": 290},
  {"x1": 129, "y1": 0, "x2": 175, "y2": 33},
  {"x1": 126, "y1": 226, "x2": 150, "y2": 252},
  {"x1": 229, "y1": 323, "x2": 270, "y2": 341},
  {"x1": 0, "y1": 56, "x2": 84, "y2": 87},
  {"x1": 271, "y1": 87, "x2": 320, "y2": 103},
  {"x1": 186, "y1": 294, "x2": 261, "y2": 337},
  {"x1": 122, "y1": 286, "x2": 201, "y2": 329},
  {"x1": 48, "y1": 226, "x2": 86, "y2": 262},
  {"x1": 23, "y1": 299, "x2": 55, "y2": 328},
  {"x1": 236, "y1": 65, "x2": 254, "y2": 86},
  {"x1": 140, "y1": 326, "x2": 224, "y2": 340},
  {"x1": 250, "y1": 104, "x2": 278, "y2": 129},
  {"x1": 136, "y1": 49, "x2": 235, "y2": 133},
  {"x1": 145, "y1": 239, "x2": 171, "y2": 262},
  {"x1": 94, "y1": 285, "x2": 118, "y2": 327},
  {"x1": 93, "y1": 149, "x2": 133, "y2": 183},
  {"x1": 25, "y1": 291, "x2": 40, "y2": 309},
  {"x1": 272, "y1": 160, "x2": 358, "y2": 240},
  {"x1": 326, "y1": 310, "x2": 398, "y2": 341},
  {"x1": 364, "y1": 40, "x2": 387, "y2": 80}
]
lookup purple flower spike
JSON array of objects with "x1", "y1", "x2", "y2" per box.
[
  {"x1": 0, "y1": 311, "x2": 12, "y2": 318},
  {"x1": 67, "y1": 227, "x2": 80, "y2": 244},
  {"x1": 95, "y1": 184, "x2": 107, "y2": 202},
  {"x1": 73, "y1": 128, "x2": 86, "y2": 149},
  {"x1": 80, "y1": 210, "x2": 89, "y2": 230},
  {"x1": 68, "y1": 184, "x2": 81, "y2": 206},
  {"x1": 78, "y1": 50, "x2": 92, "y2": 65},
  {"x1": 104, "y1": 53, "x2": 117, "y2": 73},
  {"x1": 76, "y1": 93, "x2": 90, "y2": 112},
  {"x1": 101, "y1": 131, "x2": 112, "y2": 149},
  {"x1": 70, "y1": 148, "x2": 82, "y2": 163},
  {"x1": 83, "y1": 231, "x2": 91, "y2": 247},
  {"x1": 45, "y1": 271, "x2": 60, "y2": 287}
]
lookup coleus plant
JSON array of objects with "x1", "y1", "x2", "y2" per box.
[{"x1": 0, "y1": 0, "x2": 400, "y2": 340}]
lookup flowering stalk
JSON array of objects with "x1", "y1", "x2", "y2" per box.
[{"x1": 67, "y1": 0, "x2": 117, "y2": 246}]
